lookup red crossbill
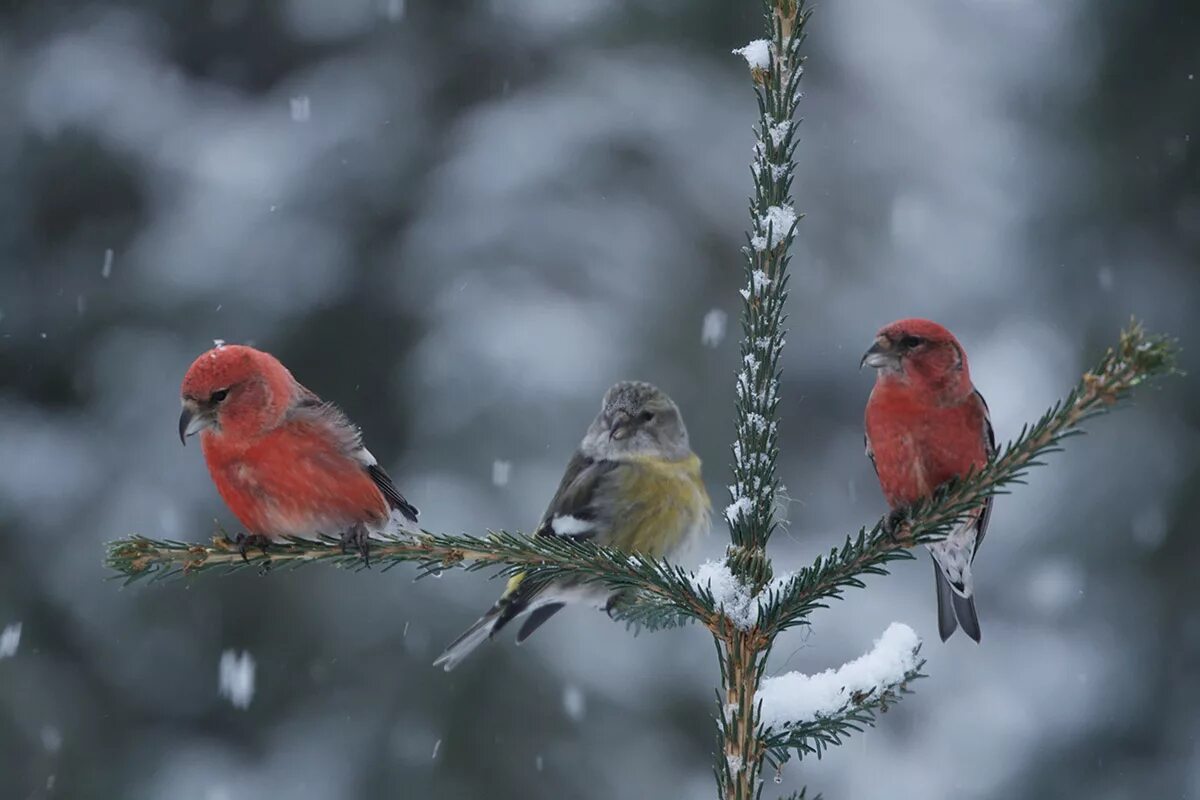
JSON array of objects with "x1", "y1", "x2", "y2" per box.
[
  {"x1": 179, "y1": 343, "x2": 418, "y2": 561},
  {"x1": 863, "y1": 319, "x2": 994, "y2": 642}
]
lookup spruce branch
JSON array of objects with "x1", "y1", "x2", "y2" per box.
[
  {"x1": 756, "y1": 622, "x2": 924, "y2": 770},
  {"x1": 759, "y1": 625, "x2": 925, "y2": 764},
  {"x1": 760, "y1": 663, "x2": 923, "y2": 764},
  {"x1": 609, "y1": 591, "x2": 699, "y2": 633},
  {"x1": 764, "y1": 320, "x2": 1178, "y2": 631},
  {"x1": 718, "y1": 4, "x2": 811, "y2": 797},
  {"x1": 105, "y1": 530, "x2": 717, "y2": 628},
  {"x1": 726, "y1": 0, "x2": 809, "y2": 575},
  {"x1": 715, "y1": 4, "x2": 811, "y2": 796}
]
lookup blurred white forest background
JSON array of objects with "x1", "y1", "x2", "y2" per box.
[{"x1": 0, "y1": 1, "x2": 1197, "y2": 798}]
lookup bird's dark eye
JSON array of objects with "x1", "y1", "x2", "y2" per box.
[
  {"x1": 639, "y1": 411, "x2": 655, "y2": 422},
  {"x1": 210, "y1": 388, "x2": 229, "y2": 403},
  {"x1": 899, "y1": 335, "x2": 924, "y2": 349}
]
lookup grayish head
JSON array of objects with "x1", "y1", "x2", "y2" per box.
[{"x1": 579, "y1": 381, "x2": 692, "y2": 461}]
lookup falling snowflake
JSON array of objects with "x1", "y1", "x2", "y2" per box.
[
  {"x1": 562, "y1": 685, "x2": 586, "y2": 722},
  {"x1": 290, "y1": 95, "x2": 311, "y2": 122},
  {"x1": 0, "y1": 623, "x2": 21, "y2": 659},
  {"x1": 701, "y1": 309, "x2": 728, "y2": 348},
  {"x1": 40, "y1": 725, "x2": 62, "y2": 753},
  {"x1": 218, "y1": 650, "x2": 256, "y2": 709},
  {"x1": 492, "y1": 460, "x2": 512, "y2": 487},
  {"x1": 381, "y1": 0, "x2": 406, "y2": 21}
]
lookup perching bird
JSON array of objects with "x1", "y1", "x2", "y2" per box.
[
  {"x1": 434, "y1": 381, "x2": 711, "y2": 671},
  {"x1": 861, "y1": 319, "x2": 995, "y2": 642},
  {"x1": 179, "y1": 343, "x2": 418, "y2": 561}
]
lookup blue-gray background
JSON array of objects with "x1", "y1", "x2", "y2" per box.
[{"x1": 1, "y1": 1, "x2": 1196, "y2": 798}]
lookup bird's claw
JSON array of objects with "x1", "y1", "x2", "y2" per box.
[
  {"x1": 604, "y1": 592, "x2": 632, "y2": 620},
  {"x1": 340, "y1": 524, "x2": 371, "y2": 567},
  {"x1": 234, "y1": 533, "x2": 271, "y2": 563},
  {"x1": 883, "y1": 508, "x2": 911, "y2": 542}
]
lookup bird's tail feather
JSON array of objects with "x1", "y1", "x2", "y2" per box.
[
  {"x1": 933, "y1": 556, "x2": 958, "y2": 642},
  {"x1": 931, "y1": 555, "x2": 981, "y2": 643},
  {"x1": 516, "y1": 603, "x2": 565, "y2": 643},
  {"x1": 951, "y1": 589, "x2": 981, "y2": 643},
  {"x1": 432, "y1": 609, "x2": 501, "y2": 671},
  {"x1": 395, "y1": 499, "x2": 419, "y2": 524},
  {"x1": 433, "y1": 574, "x2": 534, "y2": 671}
]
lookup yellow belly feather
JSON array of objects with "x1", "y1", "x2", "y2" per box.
[
  {"x1": 503, "y1": 454, "x2": 710, "y2": 600},
  {"x1": 609, "y1": 453, "x2": 711, "y2": 556}
]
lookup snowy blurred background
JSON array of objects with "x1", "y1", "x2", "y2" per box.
[{"x1": 0, "y1": 1, "x2": 1197, "y2": 798}]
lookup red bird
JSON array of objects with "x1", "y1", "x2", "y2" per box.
[
  {"x1": 178, "y1": 343, "x2": 418, "y2": 560},
  {"x1": 862, "y1": 319, "x2": 994, "y2": 642}
]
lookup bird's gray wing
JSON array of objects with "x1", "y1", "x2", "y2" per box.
[
  {"x1": 533, "y1": 451, "x2": 621, "y2": 541},
  {"x1": 494, "y1": 452, "x2": 621, "y2": 642}
]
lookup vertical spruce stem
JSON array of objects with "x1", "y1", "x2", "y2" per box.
[{"x1": 718, "y1": 2, "x2": 809, "y2": 798}]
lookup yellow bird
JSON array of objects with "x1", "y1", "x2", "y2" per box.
[{"x1": 434, "y1": 381, "x2": 711, "y2": 671}]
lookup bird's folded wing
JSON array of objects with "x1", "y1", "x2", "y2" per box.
[
  {"x1": 534, "y1": 451, "x2": 620, "y2": 541},
  {"x1": 289, "y1": 384, "x2": 419, "y2": 522},
  {"x1": 365, "y1": 461, "x2": 419, "y2": 521}
]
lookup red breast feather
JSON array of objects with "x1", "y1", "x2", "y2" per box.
[
  {"x1": 202, "y1": 419, "x2": 389, "y2": 538},
  {"x1": 865, "y1": 380, "x2": 989, "y2": 509}
]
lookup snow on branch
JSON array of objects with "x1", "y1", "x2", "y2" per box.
[
  {"x1": 758, "y1": 623, "x2": 922, "y2": 731},
  {"x1": 749, "y1": 204, "x2": 798, "y2": 252},
  {"x1": 693, "y1": 560, "x2": 792, "y2": 631},
  {"x1": 732, "y1": 39, "x2": 772, "y2": 71}
]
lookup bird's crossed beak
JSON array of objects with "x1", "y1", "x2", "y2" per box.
[
  {"x1": 608, "y1": 411, "x2": 632, "y2": 441},
  {"x1": 178, "y1": 401, "x2": 213, "y2": 445},
  {"x1": 860, "y1": 336, "x2": 900, "y2": 370}
]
